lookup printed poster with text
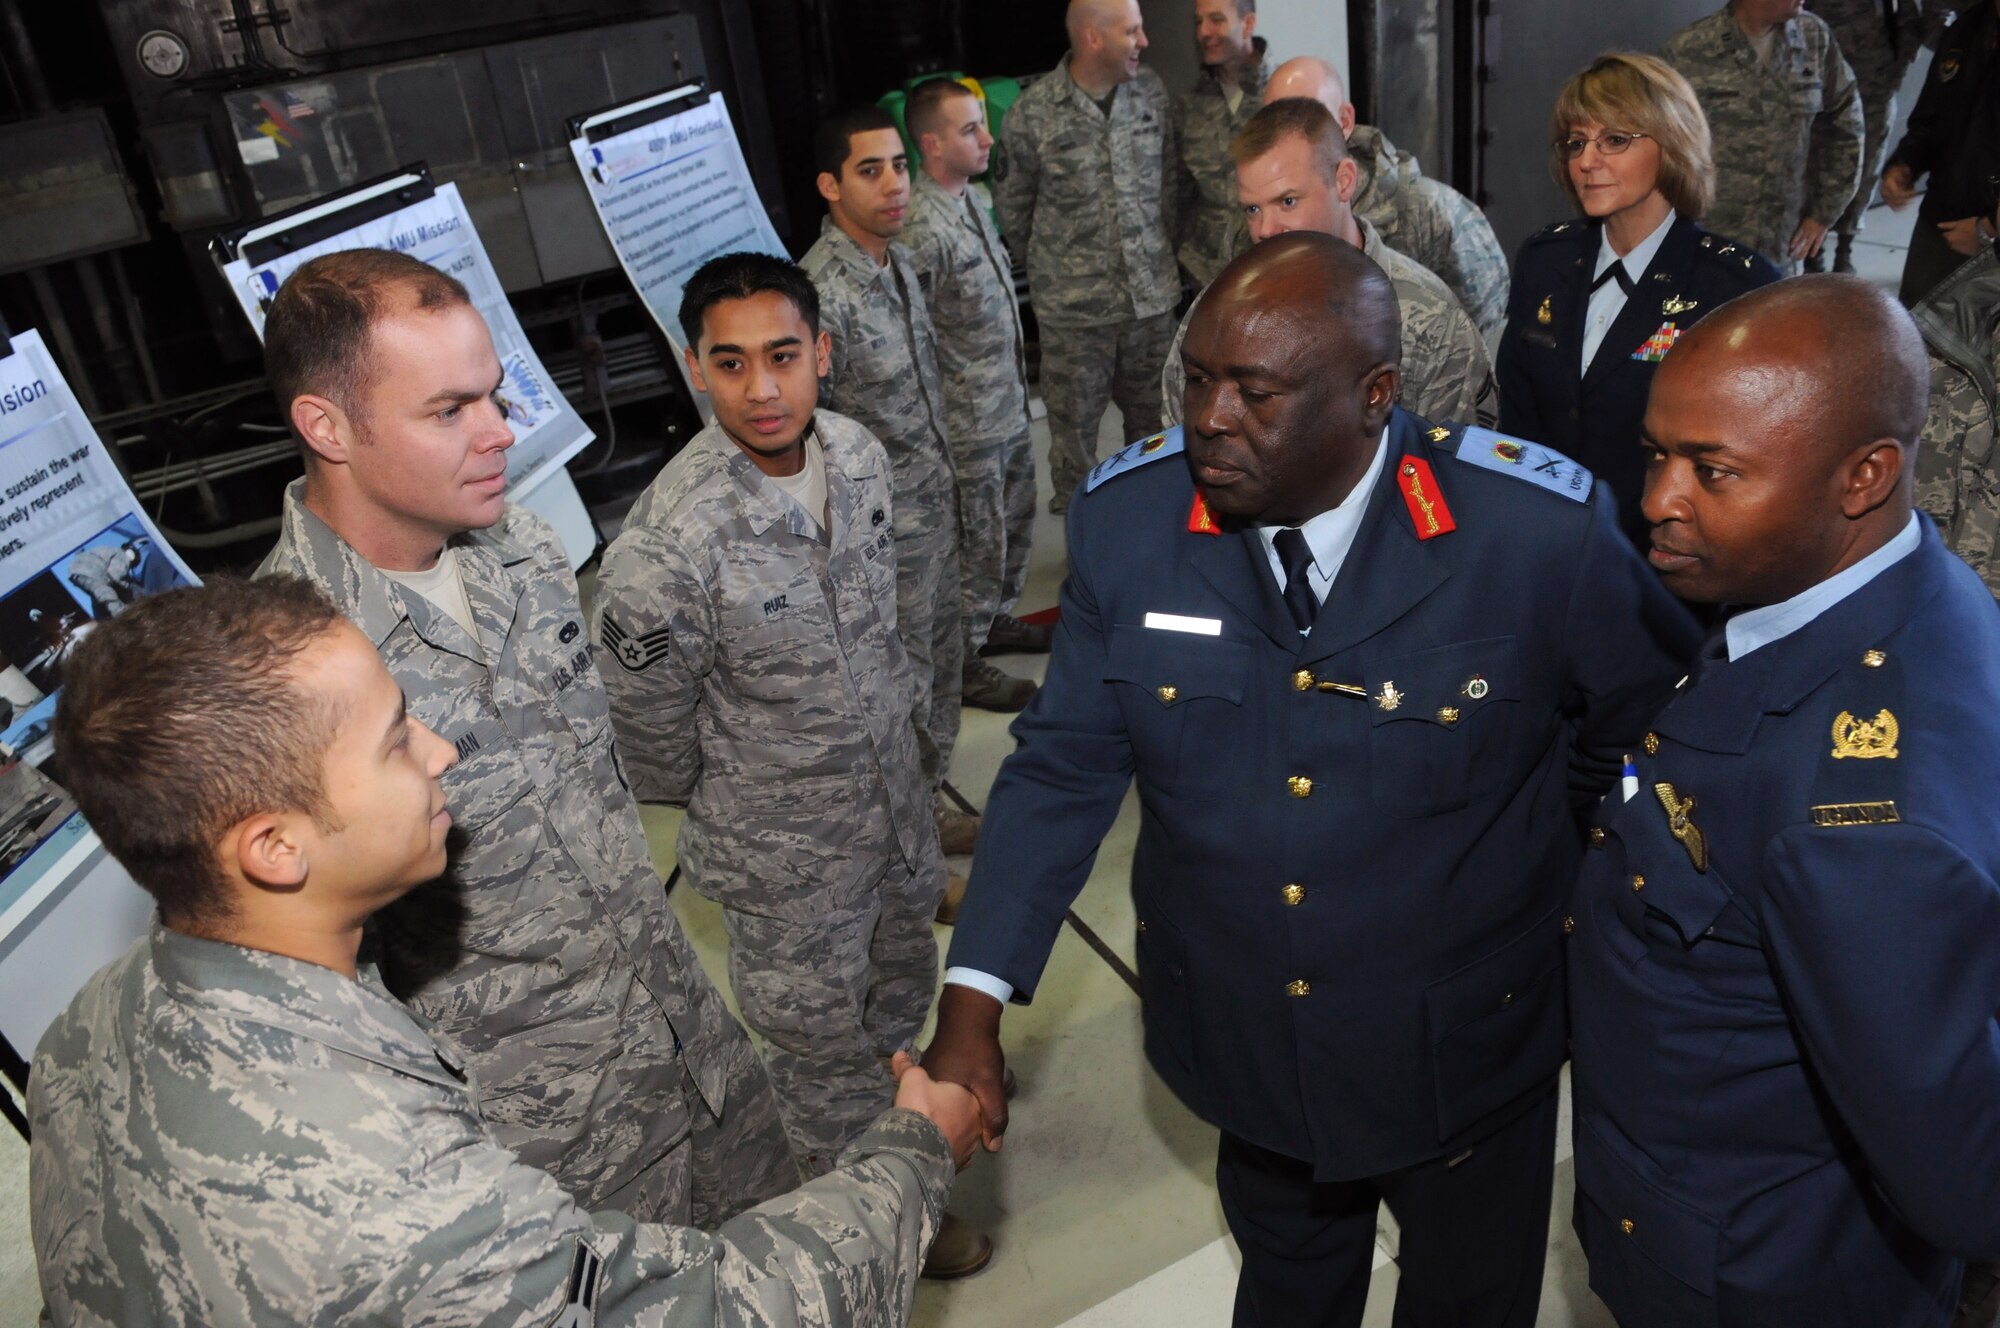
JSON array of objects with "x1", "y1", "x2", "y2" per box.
[
  {"x1": 217, "y1": 181, "x2": 594, "y2": 494},
  {"x1": 570, "y1": 92, "x2": 788, "y2": 398},
  {"x1": 0, "y1": 329, "x2": 195, "y2": 1017}
]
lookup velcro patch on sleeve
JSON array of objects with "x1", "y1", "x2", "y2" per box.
[{"x1": 1454, "y1": 426, "x2": 1593, "y2": 503}]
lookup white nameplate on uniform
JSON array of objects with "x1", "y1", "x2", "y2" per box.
[
  {"x1": 1144, "y1": 612, "x2": 1222, "y2": 636},
  {"x1": 1454, "y1": 426, "x2": 1593, "y2": 502}
]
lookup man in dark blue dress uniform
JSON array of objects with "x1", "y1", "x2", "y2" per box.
[
  {"x1": 922, "y1": 232, "x2": 1698, "y2": 1327},
  {"x1": 1569, "y1": 275, "x2": 2000, "y2": 1328}
]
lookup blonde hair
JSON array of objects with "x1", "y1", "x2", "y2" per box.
[{"x1": 1550, "y1": 52, "x2": 1714, "y2": 220}]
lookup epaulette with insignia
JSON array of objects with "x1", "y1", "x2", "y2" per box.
[
  {"x1": 1524, "y1": 219, "x2": 1584, "y2": 247},
  {"x1": 1086, "y1": 425, "x2": 1184, "y2": 492},
  {"x1": 1453, "y1": 426, "x2": 1593, "y2": 502},
  {"x1": 1807, "y1": 645, "x2": 1907, "y2": 829}
]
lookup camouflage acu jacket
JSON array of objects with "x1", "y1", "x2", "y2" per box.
[
  {"x1": 260, "y1": 486, "x2": 738, "y2": 1211},
  {"x1": 1662, "y1": 6, "x2": 1863, "y2": 267},
  {"x1": 1915, "y1": 248, "x2": 2000, "y2": 598},
  {"x1": 592, "y1": 414, "x2": 942, "y2": 922},
  {"x1": 1162, "y1": 216, "x2": 1495, "y2": 428},
  {"x1": 993, "y1": 55, "x2": 1180, "y2": 326},
  {"x1": 1172, "y1": 41, "x2": 1271, "y2": 288},
  {"x1": 29, "y1": 925, "x2": 951, "y2": 1327},
  {"x1": 1349, "y1": 125, "x2": 1510, "y2": 342},
  {"x1": 1806, "y1": 0, "x2": 1924, "y2": 97},
  {"x1": 902, "y1": 172, "x2": 1033, "y2": 447},
  {"x1": 801, "y1": 220, "x2": 958, "y2": 528}
]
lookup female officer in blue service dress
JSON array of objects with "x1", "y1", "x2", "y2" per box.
[{"x1": 1497, "y1": 53, "x2": 1780, "y2": 548}]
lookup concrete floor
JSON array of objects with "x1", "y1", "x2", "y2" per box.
[{"x1": 0, "y1": 199, "x2": 1922, "y2": 1326}]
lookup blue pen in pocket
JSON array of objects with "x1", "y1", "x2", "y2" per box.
[{"x1": 1621, "y1": 754, "x2": 1640, "y2": 803}]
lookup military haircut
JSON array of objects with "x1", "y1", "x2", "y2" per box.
[
  {"x1": 52, "y1": 575, "x2": 344, "y2": 930},
  {"x1": 1551, "y1": 52, "x2": 1715, "y2": 221},
  {"x1": 812, "y1": 105, "x2": 902, "y2": 181},
  {"x1": 265, "y1": 248, "x2": 471, "y2": 452},
  {"x1": 1231, "y1": 97, "x2": 1350, "y2": 185},
  {"x1": 678, "y1": 251, "x2": 821, "y2": 348},
  {"x1": 1206, "y1": 230, "x2": 1400, "y2": 370},
  {"x1": 905, "y1": 77, "x2": 977, "y2": 143}
]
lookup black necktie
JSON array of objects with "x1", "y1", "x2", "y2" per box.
[
  {"x1": 1591, "y1": 262, "x2": 1635, "y2": 297},
  {"x1": 1273, "y1": 527, "x2": 1318, "y2": 633}
]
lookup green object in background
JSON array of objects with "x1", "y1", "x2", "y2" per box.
[{"x1": 877, "y1": 73, "x2": 1025, "y2": 236}]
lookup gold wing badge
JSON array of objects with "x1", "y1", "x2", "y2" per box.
[
  {"x1": 1831, "y1": 709, "x2": 1899, "y2": 760},
  {"x1": 1653, "y1": 782, "x2": 1707, "y2": 872}
]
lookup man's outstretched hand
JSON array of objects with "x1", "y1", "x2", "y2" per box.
[
  {"x1": 890, "y1": 1051, "x2": 982, "y2": 1170},
  {"x1": 920, "y1": 985, "x2": 1010, "y2": 1153}
]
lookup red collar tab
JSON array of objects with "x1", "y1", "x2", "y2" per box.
[
  {"x1": 1397, "y1": 456, "x2": 1456, "y2": 540},
  {"x1": 1187, "y1": 491, "x2": 1222, "y2": 535}
]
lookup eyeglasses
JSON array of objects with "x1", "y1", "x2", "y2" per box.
[{"x1": 1558, "y1": 131, "x2": 1651, "y2": 160}]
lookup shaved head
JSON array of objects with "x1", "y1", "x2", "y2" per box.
[
  {"x1": 1640, "y1": 275, "x2": 1924, "y2": 604},
  {"x1": 1068, "y1": 0, "x2": 1132, "y2": 42},
  {"x1": 1266, "y1": 57, "x2": 1348, "y2": 113},
  {"x1": 1181, "y1": 232, "x2": 1400, "y2": 526}
]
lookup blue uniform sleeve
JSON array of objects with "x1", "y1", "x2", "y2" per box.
[
  {"x1": 1495, "y1": 244, "x2": 1550, "y2": 445},
  {"x1": 943, "y1": 505, "x2": 1137, "y2": 1001},
  {"x1": 1760, "y1": 822, "x2": 2000, "y2": 1258},
  {"x1": 1558, "y1": 486, "x2": 1700, "y2": 809}
]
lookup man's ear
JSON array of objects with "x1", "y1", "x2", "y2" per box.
[
  {"x1": 1363, "y1": 364, "x2": 1401, "y2": 424},
  {"x1": 1337, "y1": 101, "x2": 1358, "y2": 139},
  {"x1": 683, "y1": 344, "x2": 711, "y2": 396},
  {"x1": 226, "y1": 812, "x2": 310, "y2": 894},
  {"x1": 1841, "y1": 438, "x2": 1908, "y2": 518},
  {"x1": 814, "y1": 328, "x2": 833, "y2": 379},
  {"x1": 1335, "y1": 158, "x2": 1360, "y2": 204},
  {"x1": 816, "y1": 170, "x2": 843, "y2": 206},
  {"x1": 291, "y1": 394, "x2": 354, "y2": 467},
  {"x1": 1240, "y1": 9, "x2": 1257, "y2": 43}
]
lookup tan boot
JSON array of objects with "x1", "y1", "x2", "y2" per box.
[
  {"x1": 935, "y1": 797, "x2": 980, "y2": 856},
  {"x1": 935, "y1": 872, "x2": 968, "y2": 925},
  {"x1": 922, "y1": 1211, "x2": 995, "y2": 1280}
]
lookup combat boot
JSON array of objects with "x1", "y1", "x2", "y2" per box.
[{"x1": 963, "y1": 657, "x2": 1036, "y2": 711}]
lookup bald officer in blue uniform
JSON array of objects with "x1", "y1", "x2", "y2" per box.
[
  {"x1": 922, "y1": 232, "x2": 1699, "y2": 1328},
  {"x1": 1569, "y1": 275, "x2": 2000, "y2": 1328}
]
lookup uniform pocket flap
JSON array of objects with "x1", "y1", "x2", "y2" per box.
[
  {"x1": 1575, "y1": 1114, "x2": 1720, "y2": 1296},
  {"x1": 1426, "y1": 904, "x2": 1565, "y2": 1042},
  {"x1": 1362, "y1": 637, "x2": 1519, "y2": 728},
  {"x1": 1106, "y1": 625, "x2": 1251, "y2": 705},
  {"x1": 1638, "y1": 867, "x2": 1735, "y2": 946}
]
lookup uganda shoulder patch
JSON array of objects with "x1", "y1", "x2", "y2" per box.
[
  {"x1": 601, "y1": 616, "x2": 672, "y2": 673},
  {"x1": 1087, "y1": 425, "x2": 1185, "y2": 492},
  {"x1": 1454, "y1": 426, "x2": 1593, "y2": 502}
]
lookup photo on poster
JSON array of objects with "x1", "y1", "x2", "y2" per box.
[{"x1": 0, "y1": 517, "x2": 193, "y2": 699}]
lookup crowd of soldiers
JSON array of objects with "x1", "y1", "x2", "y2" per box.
[{"x1": 18, "y1": 1, "x2": 2000, "y2": 1326}]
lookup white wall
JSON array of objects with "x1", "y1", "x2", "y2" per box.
[{"x1": 1252, "y1": 0, "x2": 1350, "y2": 90}]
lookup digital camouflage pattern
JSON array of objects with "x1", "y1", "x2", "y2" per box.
[
  {"x1": 903, "y1": 171, "x2": 1037, "y2": 650},
  {"x1": 593, "y1": 414, "x2": 948, "y2": 1173},
  {"x1": 1807, "y1": 0, "x2": 1924, "y2": 237},
  {"x1": 992, "y1": 55, "x2": 1181, "y2": 327},
  {"x1": 1914, "y1": 248, "x2": 2000, "y2": 599},
  {"x1": 1041, "y1": 312, "x2": 1177, "y2": 509},
  {"x1": 1662, "y1": 6, "x2": 1863, "y2": 270},
  {"x1": 260, "y1": 485, "x2": 793, "y2": 1218},
  {"x1": 29, "y1": 925, "x2": 953, "y2": 1327},
  {"x1": 1172, "y1": 41, "x2": 1271, "y2": 288},
  {"x1": 1348, "y1": 125, "x2": 1510, "y2": 342},
  {"x1": 1162, "y1": 216, "x2": 1495, "y2": 428},
  {"x1": 802, "y1": 219, "x2": 963, "y2": 788}
]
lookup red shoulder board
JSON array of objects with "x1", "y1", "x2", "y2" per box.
[
  {"x1": 1397, "y1": 456, "x2": 1456, "y2": 539},
  {"x1": 1187, "y1": 491, "x2": 1222, "y2": 535}
]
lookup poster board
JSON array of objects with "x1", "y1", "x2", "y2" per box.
[
  {"x1": 568, "y1": 82, "x2": 789, "y2": 406},
  {"x1": 0, "y1": 329, "x2": 203, "y2": 1133}
]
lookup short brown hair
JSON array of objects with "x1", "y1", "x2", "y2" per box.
[
  {"x1": 53, "y1": 576, "x2": 345, "y2": 929},
  {"x1": 264, "y1": 248, "x2": 471, "y2": 451},
  {"x1": 1550, "y1": 53, "x2": 1714, "y2": 219},
  {"x1": 906, "y1": 76, "x2": 977, "y2": 143},
  {"x1": 1231, "y1": 97, "x2": 1349, "y2": 185}
]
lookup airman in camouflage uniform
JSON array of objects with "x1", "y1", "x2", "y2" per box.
[
  {"x1": 1173, "y1": 34, "x2": 1272, "y2": 288},
  {"x1": 995, "y1": 22, "x2": 1181, "y2": 510},
  {"x1": 592, "y1": 411, "x2": 948, "y2": 1173},
  {"x1": 1348, "y1": 126, "x2": 1511, "y2": 342},
  {"x1": 1807, "y1": 0, "x2": 1926, "y2": 272},
  {"x1": 261, "y1": 489, "x2": 797, "y2": 1221},
  {"x1": 64, "y1": 542, "x2": 143, "y2": 619},
  {"x1": 1913, "y1": 246, "x2": 2000, "y2": 598},
  {"x1": 30, "y1": 922, "x2": 955, "y2": 1327},
  {"x1": 1662, "y1": 3, "x2": 1864, "y2": 271},
  {"x1": 802, "y1": 219, "x2": 964, "y2": 788},
  {"x1": 903, "y1": 164, "x2": 1036, "y2": 668},
  {"x1": 1164, "y1": 215, "x2": 1494, "y2": 428}
]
